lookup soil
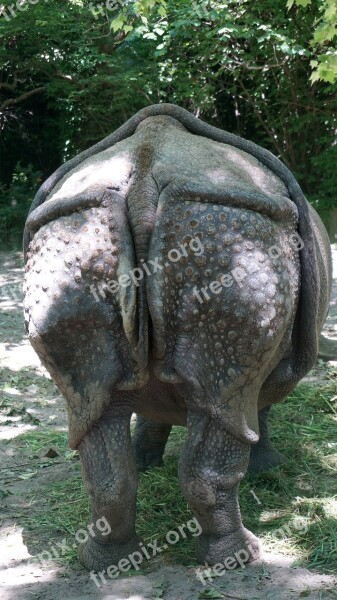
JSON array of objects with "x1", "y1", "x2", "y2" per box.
[{"x1": 1, "y1": 249, "x2": 337, "y2": 600}]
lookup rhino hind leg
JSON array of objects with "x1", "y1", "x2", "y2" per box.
[
  {"x1": 133, "y1": 415, "x2": 172, "y2": 471},
  {"x1": 77, "y1": 407, "x2": 143, "y2": 572},
  {"x1": 179, "y1": 410, "x2": 260, "y2": 566},
  {"x1": 249, "y1": 329, "x2": 337, "y2": 474},
  {"x1": 318, "y1": 333, "x2": 337, "y2": 361},
  {"x1": 247, "y1": 332, "x2": 337, "y2": 476}
]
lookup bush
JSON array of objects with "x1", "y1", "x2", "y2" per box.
[
  {"x1": 0, "y1": 163, "x2": 42, "y2": 249},
  {"x1": 309, "y1": 144, "x2": 337, "y2": 211}
]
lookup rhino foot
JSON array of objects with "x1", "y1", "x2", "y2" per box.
[
  {"x1": 196, "y1": 527, "x2": 261, "y2": 567},
  {"x1": 248, "y1": 444, "x2": 286, "y2": 474},
  {"x1": 78, "y1": 534, "x2": 144, "y2": 573},
  {"x1": 133, "y1": 416, "x2": 172, "y2": 472},
  {"x1": 135, "y1": 449, "x2": 165, "y2": 472}
]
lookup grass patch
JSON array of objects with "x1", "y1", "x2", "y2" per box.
[
  {"x1": 241, "y1": 374, "x2": 337, "y2": 572},
  {"x1": 14, "y1": 373, "x2": 337, "y2": 573},
  {"x1": 15, "y1": 430, "x2": 69, "y2": 454},
  {"x1": 0, "y1": 366, "x2": 58, "y2": 398}
]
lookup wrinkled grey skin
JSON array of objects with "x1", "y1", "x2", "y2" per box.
[
  {"x1": 135, "y1": 328, "x2": 337, "y2": 475},
  {"x1": 134, "y1": 405, "x2": 285, "y2": 476},
  {"x1": 24, "y1": 104, "x2": 332, "y2": 573}
]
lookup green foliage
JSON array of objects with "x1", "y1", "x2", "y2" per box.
[
  {"x1": 110, "y1": 0, "x2": 167, "y2": 33},
  {"x1": 115, "y1": 0, "x2": 337, "y2": 200},
  {"x1": 0, "y1": 0, "x2": 336, "y2": 227},
  {"x1": 309, "y1": 144, "x2": 337, "y2": 209},
  {"x1": 287, "y1": 0, "x2": 337, "y2": 83},
  {"x1": 0, "y1": 163, "x2": 42, "y2": 248}
]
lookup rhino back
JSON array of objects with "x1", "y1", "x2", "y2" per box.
[{"x1": 24, "y1": 110, "x2": 329, "y2": 445}]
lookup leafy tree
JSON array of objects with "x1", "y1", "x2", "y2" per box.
[
  {"x1": 287, "y1": 0, "x2": 337, "y2": 83},
  {"x1": 0, "y1": 162, "x2": 42, "y2": 246},
  {"x1": 111, "y1": 0, "x2": 336, "y2": 198},
  {"x1": 0, "y1": 0, "x2": 336, "y2": 235}
]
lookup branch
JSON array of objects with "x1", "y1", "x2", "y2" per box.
[
  {"x1": 0, "y1": 83, "x2": 16, "y2": 92},
  {"x1": 0, "y1": 71, "x2": 18, "y2": 92},
  {"x1": 230, "y1": 57, "x2": 289, "y2": 71},
  {"x1": 0, "y1": 86, "x2": 46, "y2": 111},
  {"x1": 218, "y1": 45, "x2": 289, "y2": 73},
  {"x1": 237, "y1": 79, "x2": 289, "y2": 165}
]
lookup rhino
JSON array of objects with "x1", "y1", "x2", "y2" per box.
[{"x1": 24, "y1": 103, "x2": 332, "y2": 573}]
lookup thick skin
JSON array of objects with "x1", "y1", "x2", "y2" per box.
[
  {"x1": 133, "y1": 406, "x2": 286, "y2": 476},
  {"x1": 24, "y1": 104, "x2": 332, "y2": 572}
]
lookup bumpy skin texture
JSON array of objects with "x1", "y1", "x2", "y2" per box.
[
  {"x1": 24, "y1": 104, "x2": 332, "y2": 572},
  {"x1": 133, "y1": 406, "x2": 286, "y2": 475}
]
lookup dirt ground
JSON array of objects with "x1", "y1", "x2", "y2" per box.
[{"x1": 1, "y1": 249, "x2": 337, "y2": 600}]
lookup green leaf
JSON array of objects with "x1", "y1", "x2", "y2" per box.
[
  {"x1": 313, "y1": 23, "x2": 337, "y2": 44},
  {"x1": 325, "y1": 1, "x2": 337, "y2": 19},
  {"x1": 310, "y1": 56, "x2": 337, "y2": 84},
  {"x1": 198, "y1": 588, "x2": 224, "y2": 599},
  {"x1": 18, "y1": 472, "x2": 37, "y2": 480},
  {"x1": 158, "y1": 5, "x2": 167, "y2": 17},
  {"x1": 110, "y1": 15, "x2": 126, "y2": 32},
  {"x1": 299, "y1": 589, "x2": 311, "y2": 598},
  {"x1": 153, "y1": 579, "x2": 167, "y2": 598}
]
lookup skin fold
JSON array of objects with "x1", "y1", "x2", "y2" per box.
[{"x1": 24, "y1": 104, "x2": 332, "y2": 572}]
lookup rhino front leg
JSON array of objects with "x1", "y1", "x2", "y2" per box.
[
  {"x1": 248, "y1": 406, "x2": 286, "y2": 474},
  {"x1": 133, "y1": 416, "x2": 172, "y2": 471},
  {"x1": 77, "y1": 408, "x2": 143, "y2": 572},
  {"x1": 179, "y1": 411, "x2": 260, "y2": 567}
]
